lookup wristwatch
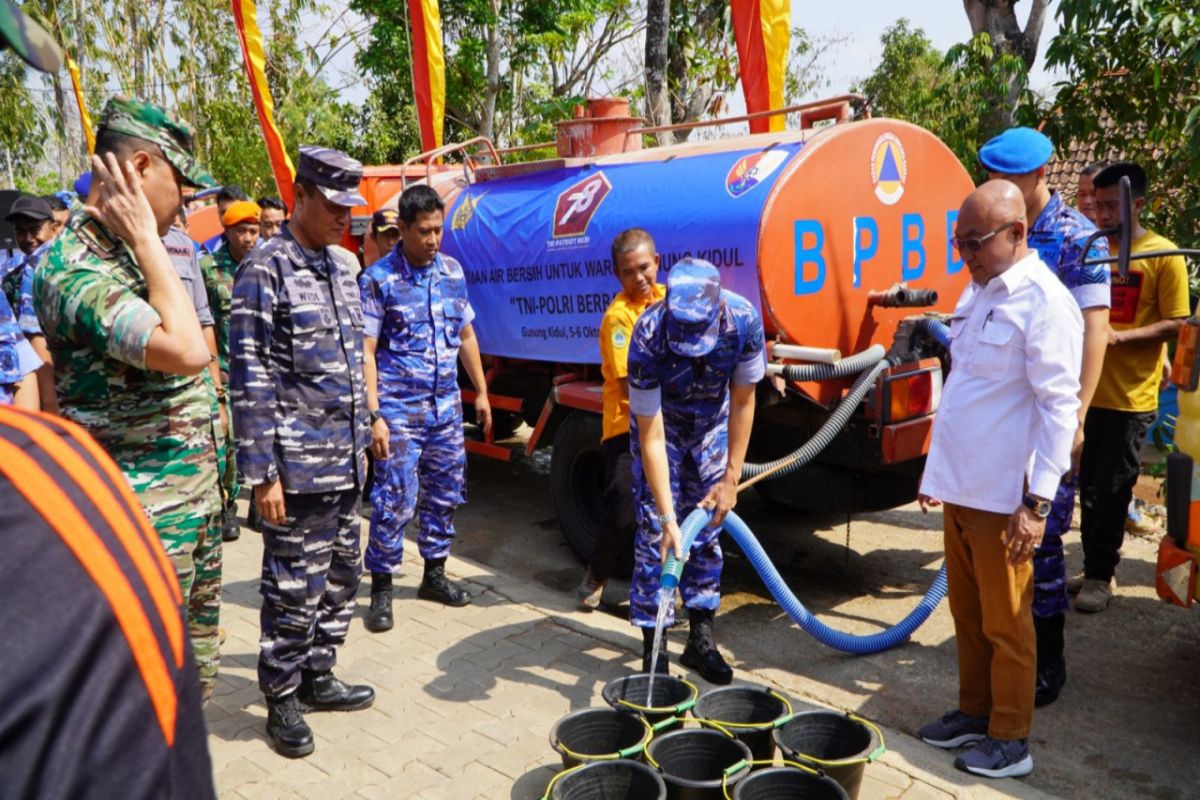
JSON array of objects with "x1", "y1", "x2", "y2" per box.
[
  {"x1": 657, "y1": 512, "x2": 676, "y2": 528},
  {"x1": 368, "y1": 409, "x2": 382, "y2": 425},
  {"x1": 1022, "y1": 493, "x2": 1052, "y2": 519}
]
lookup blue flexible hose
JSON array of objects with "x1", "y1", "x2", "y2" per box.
[{"x1": 662, "y1": 318, "x2": 954, "y2": 655}]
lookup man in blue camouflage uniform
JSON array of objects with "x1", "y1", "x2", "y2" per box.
[
  {"x1": 980, "y1": 127, "x2": 1111, "y2": 707},
  {"x1": 230, "y1": 146, "x2": 374, "y2": 759},
  {"x1": 0, "y1": 291, "x2": 40, "y2": 407},
  {"x1": 627, "y1": 258, "x2": 765, "y2": 684},
  {"x1": 4, "y1": 195, "x2": 57, "y2": 411},
  {"x1": 359, "y1": 184, "x2": 492, "y2": 632}
]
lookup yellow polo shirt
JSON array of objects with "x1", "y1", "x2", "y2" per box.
[
  {"x1": 1093, "y1": 230, "x2": 1192, "y2": 413},
  {"x1": 600, "y1": 284, "x2": 666, "y2": 441}
]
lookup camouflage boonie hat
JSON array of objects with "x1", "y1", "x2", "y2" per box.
[
  {"x1": 0, "y1": 0, "x2": 62, "y2": 72},
  {"x1": 96, "y1": 97, "x2": 215, "y2": 189},
  {"x1": 666, "y1": 258, "x2": 721, "y2": 358},
  {"x1": 296, "y1": 145, "x2": 366, "y2": 207}
]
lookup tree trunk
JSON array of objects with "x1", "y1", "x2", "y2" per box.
[
  {"x1": 644, "y1": 0, "x2": 672, "y2": 145},
  {"x1": 963, "y1": 0, "x2": 1051, "y2": 133},
  {"x1": 480, "y1": 0, "x2": 502, "y2": 142}
]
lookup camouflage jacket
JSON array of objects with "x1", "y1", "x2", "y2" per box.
[
  {"x1": 1, "y1": 253, "x2": 40, "y2": 338},
  {"x1": 1028, "y1": 191, "x2": 1111, "y2": 310},
  {"x1": 358, "y1": 249, "x2": 475, "y2": 427},
  {"x1": 200, "y1": 241, "x2": 236, "y2": 376},
  {"x1": 627, "y1": 292, "x2": 766, "y2": 471},
  {"x1": 33, "y1": 211, "x2": 223, "y2": 542},
  {"x1": 229, "y1": 226, "x2": 369, "y2": 494}
]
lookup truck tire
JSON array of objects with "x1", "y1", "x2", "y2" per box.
[{"x1": 551, "y1": 411, "x2": 605, "y2": 562}]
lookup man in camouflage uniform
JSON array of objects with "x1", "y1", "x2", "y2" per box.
[
  {"x1": 359, "y1": 185, "x2": 492, "y2": 633},
  {"x1": 230, "y1": 146, "x2": 374, "y2": 759},
  {"x1": 979, "y1": 127, "x2": 1111, "y2": 707},
  {"x1": 627, "y1": 258, "x2": 765, "y2": 684},
  {"x1": 0, "y1": 290, "x2": 40, "y2": 407},
  {"x1": 33, "y1": 97, "x2": 224, "y2": 699},
  {"x1": 202, "y1": 200, "x2": 260, "y2": 542}
]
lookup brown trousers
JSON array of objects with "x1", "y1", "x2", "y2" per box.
[{"x1": 943, "y1": 502, "x2": 1035, "y2": 740}]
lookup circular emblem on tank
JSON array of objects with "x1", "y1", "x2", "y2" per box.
[{"x1": 870, "y1": 132, "x2": 907, "y2": 205}]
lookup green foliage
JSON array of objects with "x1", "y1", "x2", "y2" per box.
[
  {"x1": 0, "y1": 52, "x2": 46, "y2": 188},
  {"x1": 1043, "y1": 1, "x2": 1200, "y2": 253}
]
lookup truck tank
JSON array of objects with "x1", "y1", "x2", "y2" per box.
[{"x1": 434, "y1": 117, "x2": 973, "y2": 410}]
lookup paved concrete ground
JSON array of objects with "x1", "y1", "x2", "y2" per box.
[{"x1": 209, "y1": 499, "x2": 1055, "y2": 800}]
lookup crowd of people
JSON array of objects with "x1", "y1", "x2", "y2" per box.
[{"x1": 0, "y1": 91, "x2": 1191, "y2": 794}]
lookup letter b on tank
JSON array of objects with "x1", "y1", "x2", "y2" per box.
[{"x1": 794, "y1": 219, "x2": 826, "y2": 296}]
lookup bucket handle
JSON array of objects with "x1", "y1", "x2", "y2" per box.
[
  {"x1": 787, "y1": 713, "x2": 888, "y2": 767},
  {"x1": 539, "y1": 764, "x2": 582, "y2": 800},
  {"x1": 720, "y1": 759, "x2": 825, "y2": 799},
  {"x1": 550, "y1": 715, "x2": 655, "y2": 763},
  {"x1": 643, "y1": 717, "x2": 737, "y2": 770},
  {"x1": 614, "y1": 677, "x2": 700, "y2": 714},
  {"x1": 650, "y1": 715, "x2": 683, "y2": 732},
  {"x1": 699, "y1": 689, "x2": 797, "y2": 729}
]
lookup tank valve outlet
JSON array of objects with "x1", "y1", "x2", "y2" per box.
[{"x1": 867, "y1": 284, "x2": 938, "y2": 308}]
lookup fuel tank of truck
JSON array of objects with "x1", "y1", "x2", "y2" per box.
[{"x1": 437, "y1": 118, "x2": 974, "y2": 372}]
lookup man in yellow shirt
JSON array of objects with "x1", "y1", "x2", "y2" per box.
[
  {"x1": 1075, "y1": 162, "x2": 1192, "y2": 612},
  {"x1": 576, "y1": 228, "x2": 666, "y2": 609}
]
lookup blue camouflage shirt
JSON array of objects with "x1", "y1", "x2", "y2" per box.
[
  {"x1": 229, "y1": 227, "x2": 370, "y2": 494},
  {"x1": 1, "y1": 253, "x2": 40, "y2": 339},
  {"x1": 628, "y1": 291, "x2": 765, "y2": 469},
  {"x1": 359, "y1": 249, "x2": 476, "y2": 427},
  {"x1": 0, "y1": 289, "x2": 40, "y2": 404},
  {"x1": 1028, "y1": 191, "x2": 1111, "y2": 310}
]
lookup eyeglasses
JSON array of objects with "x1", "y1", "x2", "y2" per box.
[{"x1": 950, "y1": 220, "x2": 1019, "y2": 255}]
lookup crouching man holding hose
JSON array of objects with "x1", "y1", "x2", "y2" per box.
[
  {"x1": 626, "y1": 258, "x2": 765, "y2": 684},
  {"x1": 916, "y1": 181, "x2": 1082, "y2": 779}
]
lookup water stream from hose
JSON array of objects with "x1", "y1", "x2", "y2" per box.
[{"x1": 645, "y1": 587, "x2": 673, "y2": 701}]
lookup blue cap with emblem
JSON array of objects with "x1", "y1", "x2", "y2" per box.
[
  {"x1": 296, "y1": 145, "x2": 366, "y2": 207},
  {"x1": 978, "y1": 127, "x2": 1054, "y2": 175},
  {"x1": 665, "y1": 257, "x2": 721, "y2": 358}
]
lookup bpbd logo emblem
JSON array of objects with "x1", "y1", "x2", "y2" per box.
[
  {"x1": 553, "y1": 171, "x2": 611, "y2": 238},
  {"x1": 870, "y1": 133, "x2": 907, "y2": 205},
  {"x1": 726, "y1": 149, "x2": 789, "y2": 198}
]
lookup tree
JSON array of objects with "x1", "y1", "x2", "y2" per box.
[
  {"x1": 0, "y1": 53, "x2": 47, "y2": 189},
  {"x1": 962, "y1": 0, "x2": 1052, "y2": 132},
  {"x1": 1042, "y1": 1, "x2": 1200, "y2": 253}
]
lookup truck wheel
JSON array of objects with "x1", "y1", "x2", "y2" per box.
[{"x1": 551, "y1": 411, "x2": 605, "y2": 563}]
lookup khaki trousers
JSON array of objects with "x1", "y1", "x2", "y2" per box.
[{"x1": 943, "y1": 502, "x2": 1035, "y2": 740}]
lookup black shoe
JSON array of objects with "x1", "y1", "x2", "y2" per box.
[
  {"x1": 297, "y1": 670, "x2": 375, "y2": 712},
  {"x1": 680, "y1": 609, "x2": 733, "y2": 685},
  {"x1": 266, "y1": 694, "x2": 314, "y2": 758},
  {"x1": 641, "y1": 627, "x2": 669, "y2": 674},
  {"x1": 366, "y1": 572, "x2": 394, "y2": 632},
  {"x1": 221, "y1": 503, "x2": 241, "y2": 542},
  {"x1": 1035, "y1": 657, "x2": 1067, "y2": 707},
  {"x1": 418, "y1": 558, "x2": 471, "y2": 606}
]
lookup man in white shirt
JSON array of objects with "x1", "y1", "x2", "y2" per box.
[{"x1": 916, "y1": 181, "x2": 1083, "y2": 780}]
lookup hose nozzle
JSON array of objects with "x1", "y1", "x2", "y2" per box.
[{"x1": 661, "y1": 554, "x2": 683, "y2": 590}]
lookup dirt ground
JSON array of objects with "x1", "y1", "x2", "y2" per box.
[{"x1": 448, "y1": 436, "x2": 1200, "y2": 800}]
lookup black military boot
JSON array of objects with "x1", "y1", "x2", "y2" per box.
[
  {"x1": 365, "y1": 572, "x2": 394, "y2": 633},
  {"x1": 418, "y1": 558, "x2": 471, "y2": 606},
  {"x1": 221, "y1": 502, "x2": 240, "y2": 542},
  {"x1": 1034, "y1": 613, "x2": 1067, "y2": 707},
  {"x1": 680, "y1": 609, "x2": 733, "y2": 685},
  {"x1": 641, "y1": 627, "x2": 669, "y2": 674},
  {"x1": 298, "y1": 670, "x2": 375, "y2": 712},
  {"x1": 266, "y1": 693, "x2": 314, "y2": 758}
]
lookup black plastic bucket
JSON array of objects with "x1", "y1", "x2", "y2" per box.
[
  {"x1": 731, "y1": 766, "x2": 849, "y2": 800},
  {"x1": 646, "y1": 728, "x2": 752, "y2": 800},
  {"x1": 692, "y1": 686, "x2": 792, "y2": 764},
  {"x1": 603, "y1": 674, "x2": 699, "y2": 725},
  {"x1": 773, "y1": 712, "x2": 884, "y2": 800},
  {"x1": 550, "y1": 708, "x2": 653, "y2": 769},
  {"x1": 547, "y1": 759, "x2": 668, "y2": 800}
]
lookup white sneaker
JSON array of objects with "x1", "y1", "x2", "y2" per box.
[{"x1": 1075, "y1": 578, "x2": 1113, "y2": 613}]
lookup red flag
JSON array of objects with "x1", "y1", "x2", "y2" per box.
[{"x1": 731, "y1": 0, "x2": 790, "y2": 134}]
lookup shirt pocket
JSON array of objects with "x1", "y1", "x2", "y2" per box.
[
  {"x1": 443, "y1": 297, "x2": 467, "y2": 347},
  {"x1": 388, "y1": 305, "x2": 433, "y2": 354},
  {"x1": 968, "y1": 319, "x2": 1021, "y2": 378},
  {"x1": 291, "y1": 304, "x2": 338, "y2": 373}
]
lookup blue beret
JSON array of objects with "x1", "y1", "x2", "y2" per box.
[
  {"x1": 978, "y1": 127, "x2": 1054, "y2": 174},
  {"x1": 73, "y1": 171, "x2": 91, "y2": 197}
]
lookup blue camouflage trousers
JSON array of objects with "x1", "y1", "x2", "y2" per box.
[
  {"x1": 1033, "y1": 475, "x2": 1075, "y2": 619},
  {"x1": 365, "y1": 416, "x2": 466, "y2": 573},
  {"x1": 629, "y1": 441, "x2": 725, "y2": 628},
  {"x1": 259, "y1": 488, "x2": 363, "y2": 698}
]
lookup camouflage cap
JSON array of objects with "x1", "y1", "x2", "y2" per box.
[
  {"x1": 0, "y1": 0, "x2": 62, "y2": 73},
  {"x1": 665, "y1": 258, "x2": 721, "y2": 358},
  {"x1": 296, "y1": 145, "x2": 366, "y2": 207},
  {"x1": 96, "y1": 97, "x2": 215, "y2": 189}
]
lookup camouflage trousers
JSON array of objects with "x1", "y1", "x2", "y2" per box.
[
  {"x1": 165, "y1": 510, "x2": 223, "y2": 694},
  {"x1": 259, "y1": 488, "x2": 363, "y2": 699},
  {"x1": 365, "y1": 417, "x2": 465, "y2": 573},
  {"x1": 218, "y1": 401, "x2": 240, "y2": 504},
  {"x1": 1032, "y1": 474, "x2": 1075, "y2": 619},
  {"x1": 629, "y1": 455, "x2": 723, "y2": 628}
]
